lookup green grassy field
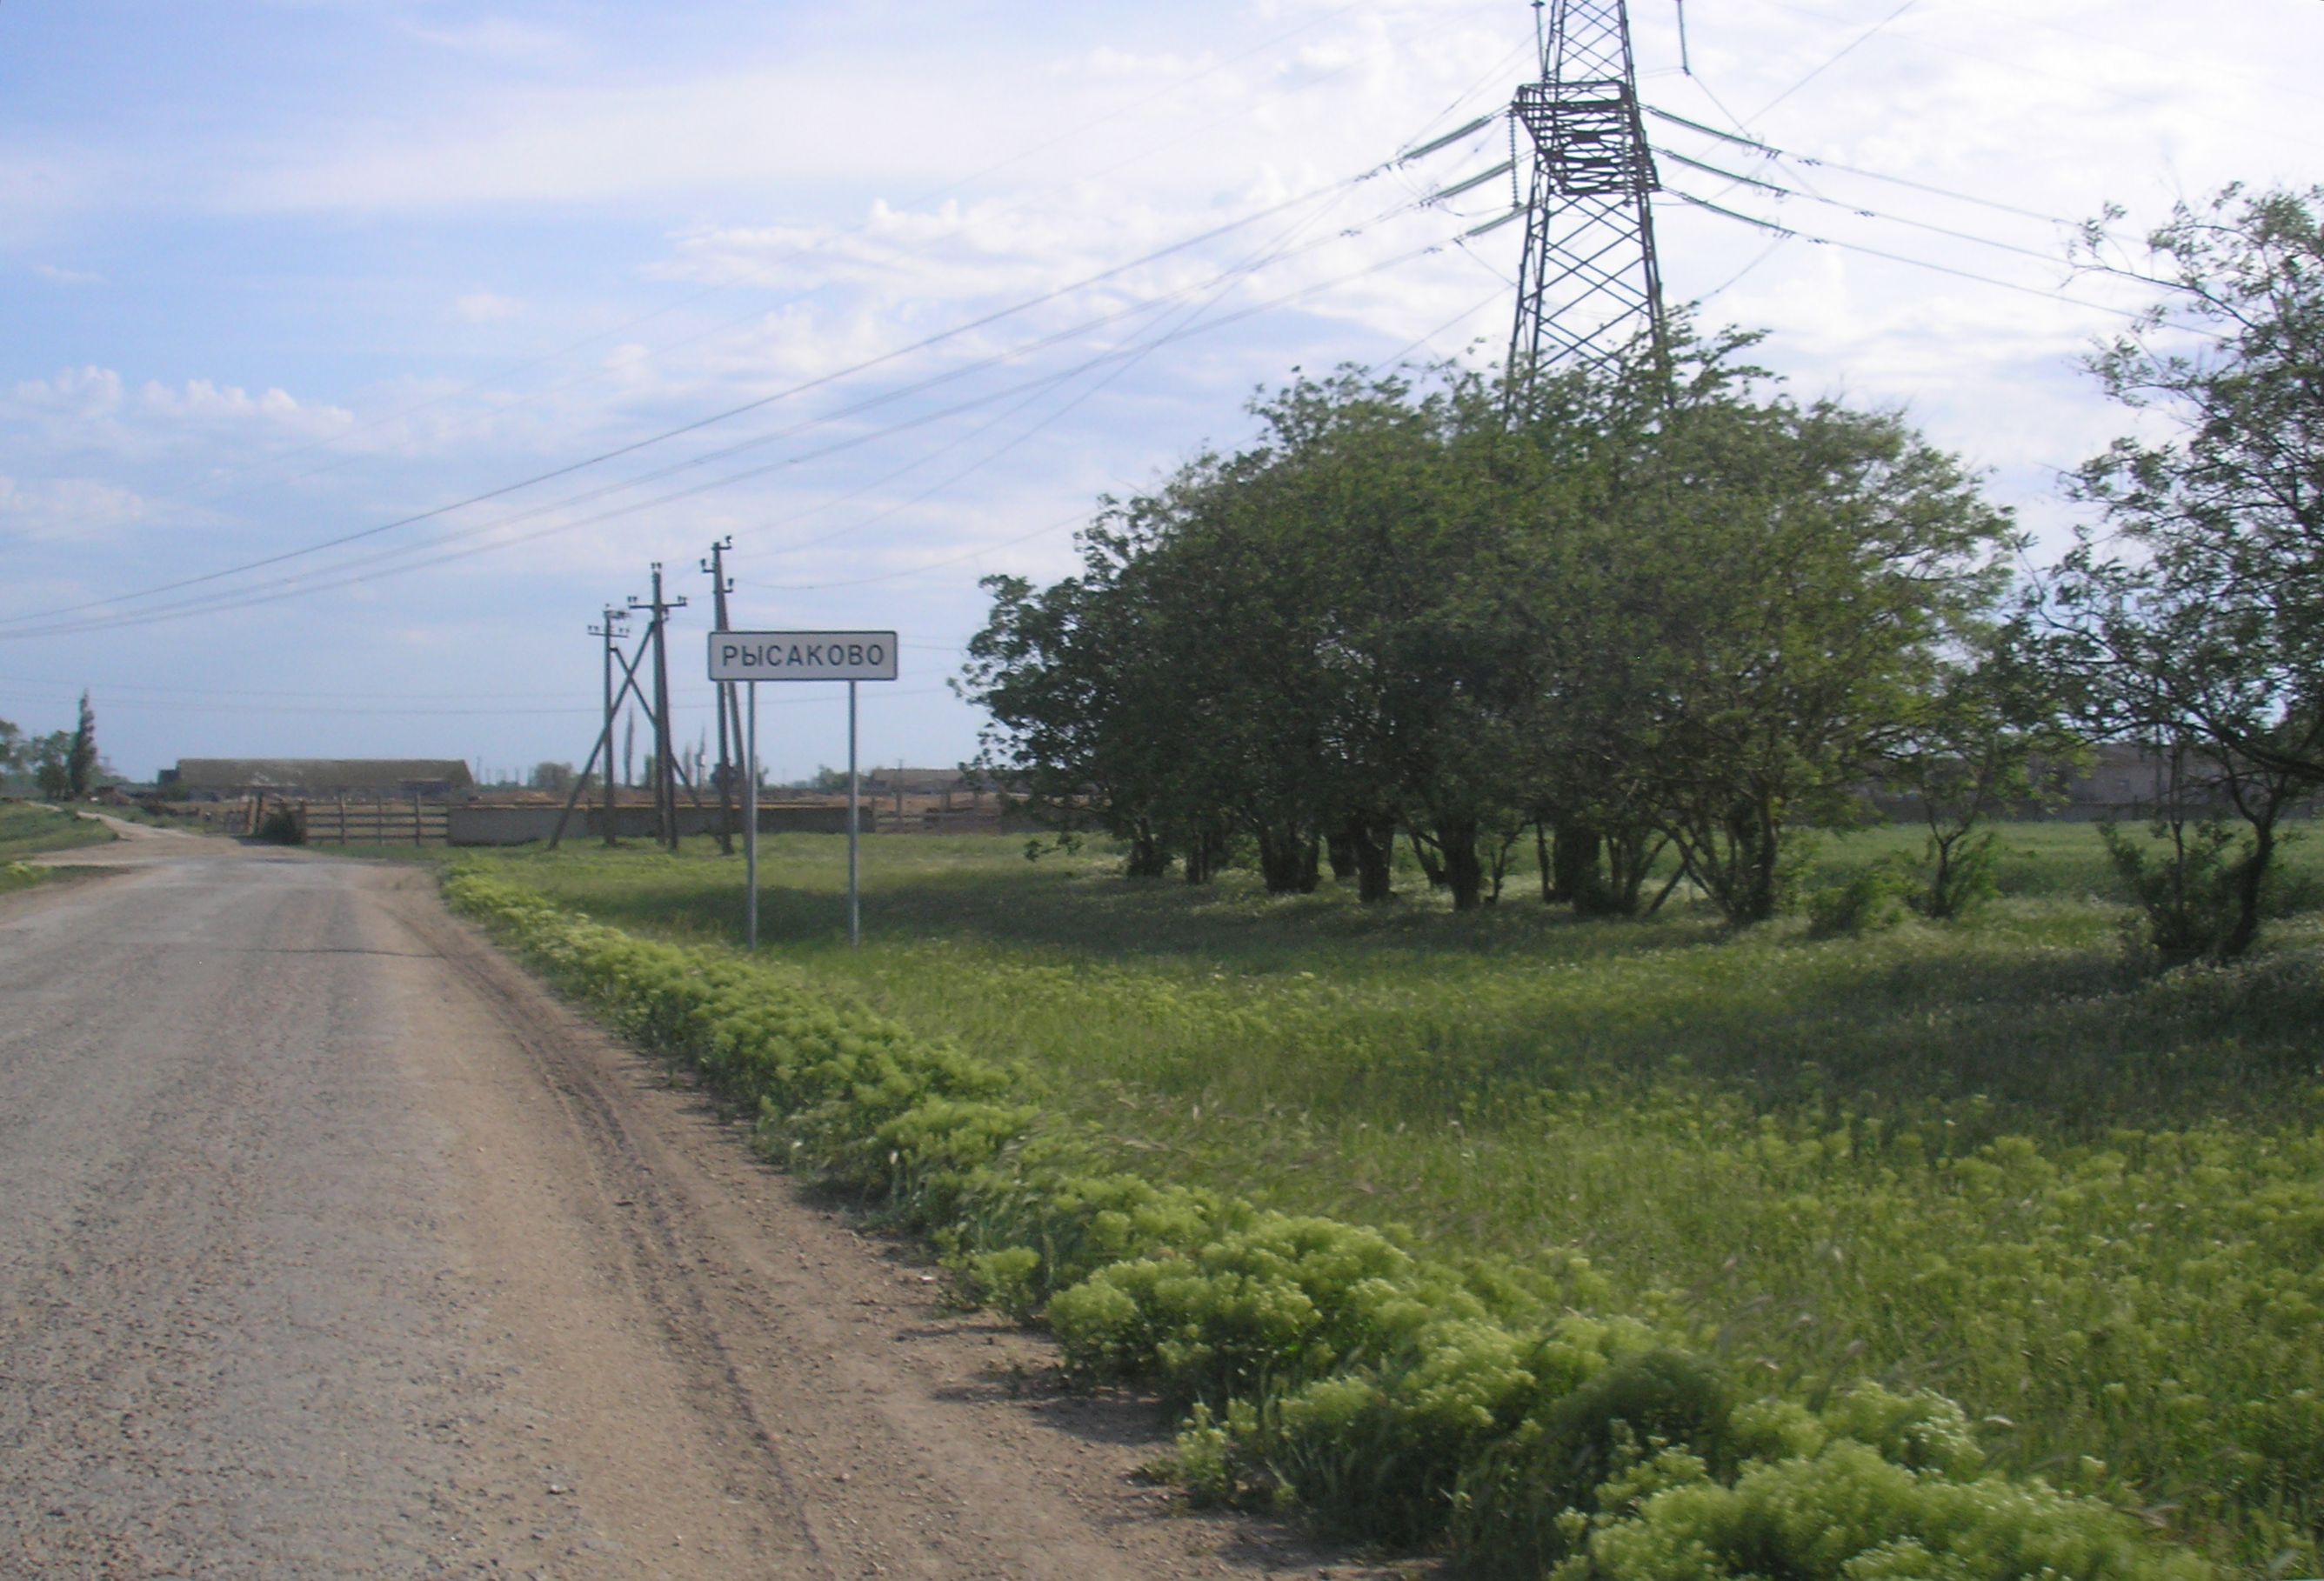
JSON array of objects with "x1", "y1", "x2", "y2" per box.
[
  {"x1": 0, "y1": 802, "x2": 116, "y2": 868},
  {"x1": 454, "y1": 822, "x2": 2324, "y2": 1571}
]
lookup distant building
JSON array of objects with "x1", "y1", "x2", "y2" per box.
[
  {"x1": 858, "y1": 766, "x2": 982, "y2": 797},
  {"x1": 160, "y1": 758, "x2": 476, "y2": 801},
  {"x1": 2060, "y1": 744, "x2": 2175, "y2": 819}
]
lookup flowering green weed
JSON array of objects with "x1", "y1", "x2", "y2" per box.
[{"x1": 445, "y1": 824, "x2": 2322, "y2": 1572}]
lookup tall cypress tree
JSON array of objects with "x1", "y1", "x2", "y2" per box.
[{"x1": 65, "y1": 690, "x2": 97, "y2": 798}]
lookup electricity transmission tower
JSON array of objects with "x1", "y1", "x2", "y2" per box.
[{"x1": 1506, "y1": 0, "x2": 1666, "y2": 379}]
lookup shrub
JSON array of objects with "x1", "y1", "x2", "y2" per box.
[
  {"x1": 1916, "y1": 827, "x2": 2000, "y2": 919},
  {"x1": 2098, "y1": 816, "x2": 2281, "y2": 965},
  {"x1": 1808, "y1": 859, "x2": 1913, "y2": 938},
  {"x1": 1586, "y1": 1438, "x2": 2210, "y2": 1581}
]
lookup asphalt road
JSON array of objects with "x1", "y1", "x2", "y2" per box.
[{"x1": 0, "y1": 832, "x2": 1372, "y2": 1580}]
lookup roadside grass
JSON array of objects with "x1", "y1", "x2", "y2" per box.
[
  {"x1": 88, "y1": 801, "x2": 173, "y2": 830},
  {"x1": 0, "y1": 803, "x2": 116, "y2": 864},
  {"x1": 457, "y1": 823, "x2": 2324, "y2": 1571},
  {"x1": 0, "y1": 861, "x2": 53, "y2": 895}
]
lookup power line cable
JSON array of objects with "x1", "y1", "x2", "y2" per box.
[
  {"x1": 202, "y1": 30, "x2": 1399, "y2": 521},
  {"x1": 9, "y1": 117, "x2": 1494, "y2": 637},
  {"x1": 1645, "y1": 106, "x2": 2073, "y2": 225},
  {"x1": 1754, "y1": 0, "x2": 2324, "y2": 156},
  {"x1": 1943, "y1": 0, "x2": 2324, "y2": 110},
  {"x1": 127, "y1": 180, "x2": 1430, "y2": 617},
  {"x1": 758, "y1": 231, "x2": 1487, "y2": 596},
  {"x1": 1660, "y1": 149, "x2": 2075, "y2": 270},
  {"x1": 426, "y1": 233, "x2": 1498, "y2": 603},
  {"x1": 0, "y1": 170, "x2": 1388, "y2": 630},
  {"x1": 11, "y1": 41, "x2": 1528, "y2": 637},
  {"x1": 1750, "y1": 0, "x2": 1917, "y2": 121},
  {"x1": 1693, "y1": 234, "x2": 1793, "y2": 304},
  {"x1": 1382, "y1": 32, "x2": 1540, "y2": 210},
  {"x1": 1662, "y1": 188, "x2": 2150, "y2": 320},
  {"x1": 143, "y1": 2, "x2": 1373, "y2": 513},
  {"x1": 4, "y1": 217, "x2": 1479, "y2": 637},
  {"x1": 759, "y1": 509, "x2": 1090, "y2": 594},
  {"x1": 1362, "y1": 286, "x2": 1510, "y2": 375},
  {"x1": 745, "y1": 165, "x2": 1385, "y2": 569},
  {"x1": 1646, "y1": 5, "x2": 1842, "y2": 204}
]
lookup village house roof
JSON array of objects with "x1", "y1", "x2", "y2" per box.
[{"x1": 165, "y1": 758, "x2": 476, "y2": 795}]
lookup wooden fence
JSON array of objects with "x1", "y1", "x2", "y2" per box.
[
  {"x1": 300, "y1": 796, "x2": 449, "y2": 845},
  {"x1": 219, "y1": 793, "x2": 449, "y2": 844}
]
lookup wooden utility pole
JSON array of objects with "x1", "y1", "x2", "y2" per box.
[
  {"x1": 550, "y1": 616, "x2": 656, "y2": 850},
  {"x1": 629, "y1": 564, "x2": 687, "y2": 851},
  {"x1": 700, "y1": 538, "x2": 738, "y2": 857},
  {"x1": 589, "y1": 604, "x2": 630, "y2": 844}
]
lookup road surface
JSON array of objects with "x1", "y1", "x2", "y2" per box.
[{"x1": 0, "y1": 831, "x2": 1366, "y2": 1579}]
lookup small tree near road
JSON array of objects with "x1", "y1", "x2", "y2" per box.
[
  {"x1": 30, "y1": 730, "x2": 72, "y2": 800},
  {"x1": 66, "y1": 691, "x2": 97, "y2": 798}
]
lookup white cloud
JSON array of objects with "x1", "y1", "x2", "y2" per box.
[
  {"x1": 204, "y1": 3, "x2": 1517, "y2": 221},
  {"x1": 0, "y1": 474, "x2": 150, "y2": 542},
  {"x1": 9, "y1": 365, "x2": 125, "y2": 420},
  {"x1": 404, "y1": 17, "x2": 578, "y2": 66},
  {"x1": 137, "y1": 377, "x2": 353, "y2": 439},
  {"x1": 218, "y1": 63, "x2": 1032, "y2": 214},
  {"x1": 30, "y1": 262, "x2": 101, "y2": 285},
  {"x1": 453, "y1": 290, "x2": 526, "y2": 323}
]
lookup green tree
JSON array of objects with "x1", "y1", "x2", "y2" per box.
[
  {"x1": 1889, "y1": 625, "x2": 2088, "y2": 919},
  {"x1": 966, "y1": 332, "x2": 2014, "y2": 924},
  {"x1": 970, "y1": 365, "x2": 1556, "y2": 905},
  {"x1": 2047, "y1": 184, "x2": 2324, "y2": 959},
  {"x1": 1608, "y1": 340, "x2": 2019, "y2": 924},
  {"x1": 66, "y1": 691, "x2": 97, "y2": 797},
  {"x1": 30, "y1": 730, "x2": 72, "y2": 800}
]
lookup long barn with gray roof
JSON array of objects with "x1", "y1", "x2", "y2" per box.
[{"x1": 161, "y1": 758, "x2": 474, "y2": 799}]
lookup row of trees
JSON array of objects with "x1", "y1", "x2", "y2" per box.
[
  {"x1": 965, "y1": 186, "x2": 2322, "y2": 957},
  {"x1": 967, "y1": 328, "x2": 2047, "y2": 922},
  {"x1": 0, "y1": 693, "x2": 101, "y2": 800}
]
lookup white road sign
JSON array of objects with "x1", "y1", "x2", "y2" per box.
[{"x1": 709, "y1": 630, "x2": 898, "y2": 683}]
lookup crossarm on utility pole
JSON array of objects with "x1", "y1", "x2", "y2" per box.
[{"x1": 551, "y1": 624, "x2": 655, "y2": 850}]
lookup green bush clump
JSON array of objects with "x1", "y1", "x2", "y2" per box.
[
  {"x1": 442, "y1": 866, "x2": 2214, "y2": 1581},
  {"x1": 1808, "y1": 858, "x2": 1914, "y2": 938},
  {"x1": 1585, "y1": 1438, "x2": 2211, "y2": 1581},
  {"x1": 444, "y1": 871, "x2": 1026, "y2": 1211}
]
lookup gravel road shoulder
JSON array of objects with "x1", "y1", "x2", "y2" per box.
[{"x1": 0, "y1": 842, "x2": 1415, "y2": 1578}]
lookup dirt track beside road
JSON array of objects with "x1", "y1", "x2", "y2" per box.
[{"x1": 0, "y1": 842, "x2": 1380, "y2": 1579}]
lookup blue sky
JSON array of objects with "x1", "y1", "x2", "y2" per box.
[{"x1": 4, "y1": 0, "x2": 2321, "y2": 783}]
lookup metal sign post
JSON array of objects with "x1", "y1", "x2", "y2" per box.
[
  {"x1": 745, "y1": 680, "x2": 758, "y2": 949},
  {"x1": 847, "y1": 680, "x2": 860, "y2": 949},
  {"x1": 709, "y1": 630, "x2": 897, "y2": 949}
]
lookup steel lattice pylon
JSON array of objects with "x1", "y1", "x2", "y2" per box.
[{"x1": 1506, "y1": 0, "x2": 1665, "y2": 380}]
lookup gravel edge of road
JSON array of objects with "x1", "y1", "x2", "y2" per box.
[{"x1": 384, "y1": 866, "x2": 1427, "y2": 1581}]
